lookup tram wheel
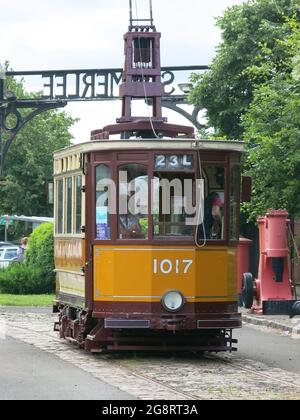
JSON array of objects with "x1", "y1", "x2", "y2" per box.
[{"x1": 242, "y1": 273, "x2": 254, "y2": 309}]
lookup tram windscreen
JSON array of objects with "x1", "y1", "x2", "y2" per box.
[
  {"x1": 153, "y1": 173, "x2": 194, "y2": 237},
  {"x1": 94, "y1": 159, "x2": 228, "y2": 242}
]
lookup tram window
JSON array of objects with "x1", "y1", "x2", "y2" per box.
[
  {"x1": 198, "y1": 166, "x2": 226, "y2": 241},
  {"x1": 230, "y1": 164, "x2": 240, "y2": 240},
  {"x1": 57, "y1": 179, "x2": 63, "y2": 234},
  {"x1": 153, "y1": 173, "x2": 194, "y2": 237},
  {"x1": 76, "y1": 175, "x2": 82, "y2": 234},
  {"x1": 118, "y1": 164, "x2": 148, "y2": 240},
  {"x1": 66, "y1": 177, "x2": 73, "y2": 234},
  {"x1": 96, "y1": 165, "x2": 112, "y2": 240}
]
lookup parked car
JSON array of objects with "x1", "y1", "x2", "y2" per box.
[{"x1": 0, "y1": 245, "x2": 19, "y2": 269}]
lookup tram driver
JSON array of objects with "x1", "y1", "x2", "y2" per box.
[
  {"x1": 199, "y1": 166, "x2": 225, "y2": 240},
  {"x1": 204, "y1": 191, "x2": 223, "y2": 239}
]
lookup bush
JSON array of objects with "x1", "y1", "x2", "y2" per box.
[
  {"x1": 0, "y1": 263, "x2": 49, "y2": 294},
  {"x1": 0, "y1": 222, "x2": 55, "y2": 295},
  {"x1": 25, "y1": 222, "x2": 55, "y2": 279}
]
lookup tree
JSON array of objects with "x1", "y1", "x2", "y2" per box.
[
  {"x1": 189, "y1": 0, "x2": 300, "y2": 139},
  {"x1": 0, "y1": 67, "x2": 76, "y2": 216},
  {"x1": 189, "y1": 0, "x2": 300, "y2": 221},
  {"x1": 242, "y1": 20, "x2": 300, "y2": 220}
]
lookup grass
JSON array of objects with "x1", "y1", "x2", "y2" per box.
[{"x1": 0, "y1": 294, "x2": 55, "y2": 307}]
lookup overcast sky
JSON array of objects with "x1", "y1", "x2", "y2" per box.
[{"x1": 0, "y1": 0, "x2": 246, "y2": 142}]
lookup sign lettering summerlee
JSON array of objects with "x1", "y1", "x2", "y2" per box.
[
  {"x1": 0, "y1": 65, "x2": 208, "y2": 176},
  {"x1": 5, "y1": 66, "x2": 207, "y2": 101},
  {"x1": 41, "y1": 70, "x2": 123, "y2": 100}
]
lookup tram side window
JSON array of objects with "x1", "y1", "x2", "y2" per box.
[
  {"x1": 57, "y1": 179, "x2": 64, "y2": 234},
  {"x1": 199, "y1": 166, "x2": 226, "y2": 241},
  {"x1": 76, "y1": 175, "x2": 82, "y2": 234},
  {"x1": 66, "y1": 177, "x2": 73, "y2": 234},
  {"x1": 96, "y1": 165, "x2": 112, "y2": 240},
  {"x1": 118, "y1": 164, "x2": 148, "y2": 240}
]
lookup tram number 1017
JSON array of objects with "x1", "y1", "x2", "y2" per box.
[{"x1": 153, "y1": 259, "x2": 193, "y2": 275}]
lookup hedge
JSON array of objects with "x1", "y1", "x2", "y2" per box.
[{"x1": 0, "y1": 222, "x2": 55, "y2": 295}]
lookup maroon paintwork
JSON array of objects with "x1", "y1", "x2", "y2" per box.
[
  {"x1": 90, "y1": 121, "x2": 194, "y2": 140},
  {"x1": 56, "y1": 300, "x2": 241, "y2": 352},
  {"x1": 92, "y1": 301, "x2": 241, "y2": 333}
]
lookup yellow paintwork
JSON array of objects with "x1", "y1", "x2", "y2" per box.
[
  {"x1": 93, "y1": 245, "x2": 237, "y2": 303},
  {"x1": 56, "y1": 271, "x2": 85, "y2": 298},
  {"x1": 55, "y1": 238, "x2": 85, "y2": 299}
]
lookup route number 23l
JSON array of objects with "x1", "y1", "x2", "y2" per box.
[{"x1": 153, "y1": 259, "x2": 193, "y2": 275}]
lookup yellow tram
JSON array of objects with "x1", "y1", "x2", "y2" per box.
[
  {"x1": 53, "y1": 3, "x2": 246, "y2": 352},
  {"x1": 53, "y1": 139, "x2": 244, "y2": 352}
]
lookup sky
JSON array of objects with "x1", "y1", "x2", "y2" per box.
[{"x1": 0, "y1": 0, "x2": 246, "y2": 142}]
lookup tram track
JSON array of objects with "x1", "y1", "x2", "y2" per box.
[
  {"x1": 111, "y1": 365, "x2": 200, "y2": 401},
  {"x1": 207, "y1": 353, "x2": 300, "y2": 391},
  {"x1": 104, "y1": 349, "x2": 300, "y2": 400}
]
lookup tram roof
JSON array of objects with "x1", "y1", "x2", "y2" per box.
[{"x1": 54, "y1": 139, "x2": 244, "y2": 159}]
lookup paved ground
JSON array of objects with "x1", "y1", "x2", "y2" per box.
[
  {"x1": 234, "y1": 326, "x2": 300, "y2": 374},
  {"x1": 241, "y1": 308, "x2": 300, "y2": 337},
  {"x1": 1, "y1": 307, "x2": 300, "y2": 400},
  {"x1": 0, "y1": 336, "x2": 134, "y2": 400}
]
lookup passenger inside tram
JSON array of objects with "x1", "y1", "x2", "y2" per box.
[
  {"x1": 119, "y1": 191, "x2": 145, "y2": 239},
  {"x1": 118, "y1": 164, "x2": 148, "y2": 239}
]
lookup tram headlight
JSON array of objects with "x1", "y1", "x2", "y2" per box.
[{"x1": 161, "y1": 290, "x2": 185, "y2": 312}]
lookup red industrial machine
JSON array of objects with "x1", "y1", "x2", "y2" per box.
[{"x1": 242, "y1": 209, "x2": 300, "y2": 316}]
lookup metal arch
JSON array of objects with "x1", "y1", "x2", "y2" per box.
[
  {"x1": 0, "y1": 97, "x2": 67, "y2": 178},
  {"x1": 2, "y1": 108, "x2": 22, "y2": 132},
  {"x1": 0, "y1": 64, "x2": 209, "y2": 176},
  {"x1": 162, "y1": 98, "x2": 204, "y2": 131}
]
